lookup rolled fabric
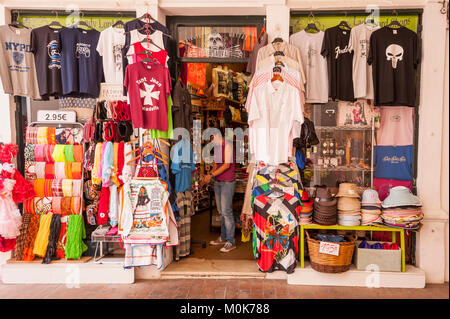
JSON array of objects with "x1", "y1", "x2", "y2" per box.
[
  {"x1": 43, "y1": 214, "x2": 61, "y2": 264},
  {"x1": 22, "y1": 214, "x2": 40, "y2": 261},
  {"x1": 97, "y1": 186, "x2": 110, "y2": 225},
  {"x1": 51, "y1": 179, "x2": 64, "y2": 197},
  {"x1": 64, "y1": 145, "x2": 75, "y2": 162},
  {"x1": 62, "y1": 179, "x2": 73, "y2": 197},
  {"x1": 54, "y1": 162, "x2": 66, "y2": 179},
  {"x1": 55, "y1": 128, "x2": 67, "y2": 144},
  {"x1": 45, "y1": 144, "x2": 55, "y2": 163},
  {"x1": 35, "y1": 162, "x2": 46, "y2": 179},
  {"x1": 34, "y1": 197, "x2": 53, "y2": 215},
  {"x1": 23, "y1": 198, "x2": 35, "y2": 214},
  {"x1": 72, "y1": 145, "x2": 83, "y2": 162},
  {"x1": 71, "y1": 197, "x2": 81, "y2": 215},
  {"x1": 61, "y1": 197, "x2": 72, "y2": 216},
  {"x1": 44, "y1": 179, "x2": 53, "y2": 197},
  {"x1": 26, "y1": 126, "x2": 38, "y2": 144},
  {"x1": 64, "y1": 162, "x2": 73, "y2": 179},
  {"x1": 65, "y1": 214, "x2": 87, "y2": 259},
  {"x1": 71, "y1": 162, "x2": 82, "y2": 180},
  {"x1": 32, "y1": 213, "x2": 53, "y2": 257},
  {"x1": 33, "y1": 179, "x2": 45, "y2": 197},
  {"x1": 46, "y1": 127, "x2": 56, "y2": 145},
  {"x1": 37, "y1": 127, "x2": 48, "y2": 144},
  {"x1": 52, "y1": 197, "x2": 62, "y2": 215},
  {"x1": 72, "y1": 179, "x2": 81, "y2": 197},
  {"x1": 52, "y1": 145, "x2": 66, "y2": 162},
  {"x1": 34, "y1": 144, "x2": 46, "y2": 162},
  {"x1": 24, "y1": 144, "x2": 36, "y2": 162},
  {"x1": 45, "y1": 163, "x2": 55, "y2": 179}
]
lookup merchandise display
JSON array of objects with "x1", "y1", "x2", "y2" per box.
[{"x1": 336, "y1": 183, "x2": 361, "y2": 226}]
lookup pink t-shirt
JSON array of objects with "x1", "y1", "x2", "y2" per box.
[
  {"x1": 373, "y1": 178, "x2": 413, "y2": 201},
  {"x1": 124, "y1": 61, "x2": 171, "y2": 131},
  {"x1": 377, "y1": 107, "x2": 414, "y2": 146}
]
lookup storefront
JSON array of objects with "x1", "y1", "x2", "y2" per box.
[{"x1": 0, "y1": 0, "x2": 448, "y2": 287}]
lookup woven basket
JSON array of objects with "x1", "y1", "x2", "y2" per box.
[{"x1": 306, "y1": 231, "x2": 357, "y2": 273}]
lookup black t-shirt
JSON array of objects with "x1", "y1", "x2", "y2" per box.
[
  {"x1": 58, "y1": 28, "x2": 103, "y2": 98},
  {"x1": 30, "y1": 25, "x2": 65, "y2": 99},
  {"x1": 321, "y1": 25, "x2": 355, "y2": 102},
  {"x1": 368, "y1": 26, "x2": 419, "y2": 107}
]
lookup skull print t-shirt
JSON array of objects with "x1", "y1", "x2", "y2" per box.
[
  {"x1": 96, "y1": 26, "x2": 125, "y2": 84},
  {"x1": 30, "y1": 25, "x2": 65, "y2": 99},
  {"x1": 368, "y1": 26, "x2": 420, "y2": 107},
  {"x1": 0, "y1": 25, "x2": 40, "y2": 99},
  {"x1": 124, "y1": 61, "x2": 171, "y2": 131},
  {"x1": 321, "y1": 25, "x2": 355, "y2": 102}
]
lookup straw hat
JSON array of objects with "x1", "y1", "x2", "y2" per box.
[
  {"x1": 337, "y1": 197, "x2": 361, "y2": 211},
  {"x1": 336, "y1": 183, "x2": 360, "y2": 198}
]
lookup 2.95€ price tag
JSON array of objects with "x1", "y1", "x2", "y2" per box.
[
  {"x1": 319, "y1": 241, "x2": 340, "y2": 256},
  {"x1": 37, "y1": 110, "x2": 76, "y2": 123}
]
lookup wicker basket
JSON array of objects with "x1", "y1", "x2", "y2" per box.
[{"x1": 306, "y1": 231, "x2": 357, "y2": 273}]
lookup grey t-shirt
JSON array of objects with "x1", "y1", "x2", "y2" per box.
[{"x1": 0, "y1": 25, "x2": 40, "y2": 99}]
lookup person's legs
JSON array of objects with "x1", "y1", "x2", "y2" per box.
[
  {"x1": 210, "y1": 181, "x2": 226, "y2": 245},
  {"x1": 220, "y1": 181, "x2": 236, "y2": 246}
]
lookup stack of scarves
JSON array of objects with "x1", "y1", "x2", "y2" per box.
[
  {"x1": 26, "y1": 127, "x2": 83, "y2": 145},
  {"x1": 32, "y1": 179, "x2": 82, "y2": 197}
]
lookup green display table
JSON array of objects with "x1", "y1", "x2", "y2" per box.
[{"x1": 299, "y1": 224, "x2": 406, "y2": 272}]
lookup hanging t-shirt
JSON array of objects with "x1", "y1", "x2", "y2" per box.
[
  {"x1": 171, "y1": 139, "x2": 195, "y2": 194},
  {"x1": 374, "y1": 145, "x2": 413, "y2": 181},
  {"x1": 96, "y1": 26, "x2": 125, "y2": 84},
  {"x1": 290, "y1": 30, "x2": 328, "y2": 103},
  {"x1": 58, "y1": 27, "x2": 103, "y2": 97},
  {"x1": 368, "y1": 26, "x2": 420, "y2": 107},
  {"x1": 348, "y1": 24, "x2": 380, "y2": 100},
  {"x1": 377, "y1": 106, "x2": 414, "y2": 146},
  {"x1": 30, "y1": 25, "x2": 65, "y2": 99},
  {"x1": 0, "y1": 25, "x2": 40, "y2": 99},
  {"x1": 131, "y1": 42, "x2": 168, "y2": 66},
  {"x1": 124, "y1": 61, "x2": 171, "y2": 131},
  {"x1": 321, "y1": 25, "x2": 355, "y2": 101}
]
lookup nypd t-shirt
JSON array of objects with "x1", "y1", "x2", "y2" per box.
[{"x1": 374, "y1": 145, "x2": 413, "y2": 181}]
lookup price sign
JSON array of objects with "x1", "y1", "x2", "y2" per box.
[
  {"x1": 37, "y1": 110, "x2": 76, "y2": 123},
  {"x1": 319, "y1": 242, "x2": 340, "y2": 256},
  {"x1": 99, "y1": 83, "x2": 126, "y2": 101}
]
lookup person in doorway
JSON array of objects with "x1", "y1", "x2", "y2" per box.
[{"x1": 200, "y1": 129, "x2": 236, "y2": 253}]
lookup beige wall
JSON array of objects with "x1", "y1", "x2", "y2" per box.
[{"x1": 0, "y1": 0, "x2": 448, "y2": 283}]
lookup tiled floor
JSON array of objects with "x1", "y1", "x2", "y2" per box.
[{"x1": 0, "y1": 280, "x2": 447, "y2": 299}]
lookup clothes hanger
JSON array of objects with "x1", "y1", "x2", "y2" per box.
[
  {"x1": 112, "y1": 12, "x2": 125, "y2": 28},
  {"x1": 131, "y1": 12, "x2": 173, "y2": 38},
  {"x1": 365, "y1": 9, "x2": 378, "y2": 27},
  {"x1": 9, "y1": 11, "x2": 29, "y2": 29},
  {"x1": 305, "y1": 11, "x2": 320, "y2": 33},
  {"x1": 70, "y1": 12, "x2": 93, "y2": 30},
  {"x1": 338, "y1": 12, "x2": 351, "y2": 31},
  {"x1": 387, "y1": 10, "x2": 403, "y2": 29},
  {"x1": 48, "y1": 11, "x2": 64, "y2": 29}
]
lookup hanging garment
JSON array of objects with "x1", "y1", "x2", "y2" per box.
[
  {"x1": 0, "y1": 178, "x2": 22, "y2": 239},
  {"x1": 174, "y1": 191, "x2": 194, "y2": 259}
]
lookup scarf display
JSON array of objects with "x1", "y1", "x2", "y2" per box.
[
  {"x1": 64, "y1": 214, "x2": 87, "y2": 259},
  {"x1": 43, "y1": 214, "x2": 61, "y2": 264},
  {"x1": 32, "y1": 213, "x2": 53, "y2": 257}
]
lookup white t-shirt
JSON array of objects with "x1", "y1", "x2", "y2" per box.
[
  {"x1": 290, "y1": 30, "x2": 328, "y2": 103},
  {"x1": 125, "y1": 29, "x2": 166, "y2": 66},
  {"x1": 248, "y1": 80, "x2": 304, "y2": 165},
  {"x1": 348, "y1": 24, "x2": 380, "y2": 100},
  {"x1": 96, "y1": 26, "x2": 126, "y2": 84}
]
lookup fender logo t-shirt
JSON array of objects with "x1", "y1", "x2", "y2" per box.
[{"x1": 124, "y1": 61, "x2": 171, "y2": 131}]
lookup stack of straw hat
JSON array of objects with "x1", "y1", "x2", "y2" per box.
[
  {"x1": 299, "y1": 190, "x2": 313, "y2": 224},
  {"x1": 312, "y1": 186, "x2": 337, "y2": 225},
  {"x1": 336, "y1": 183, "x2": 361, "y2": 226},
  {"x1": 381, "y1": 186, "x2": 423, "y2": 230},
  {"x1": 360, "y1": 189, "x2": 383, "y2": 225}
]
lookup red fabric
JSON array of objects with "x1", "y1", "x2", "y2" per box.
[
  {"x1": 12, "y1": 169, "x2": 35, "y2": 204},
  {"x1": 117, "y1": 142, "x2": 124, "y2": 185},
  {"x1": 97, "y1": 186, "x2": 110, "y2": 225},
  {"x1": 56, "y1": 222, "x2": 68, "y2": 259},
  {"x1": 0, "y1": 144, "x2": 18, "y2": 163},
  {"x1": 0, "y1": 236, "x2": 16, "y2": 252}
]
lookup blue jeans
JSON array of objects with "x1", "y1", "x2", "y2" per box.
[{"x1": 214, "y1": 181, "x2": 236, "y2": 245}]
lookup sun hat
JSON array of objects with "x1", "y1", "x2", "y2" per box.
[
  {"x1": 382, "y1": 186, "x2": 422, "y2": 208},
  {"x1": 361, "y1": 189, "x2": 382, "y2": 206},
  {"x1": 314, "y1": 186, "x2": 338, "y2": 206},
  {"x1": 335, "y1": 183, "x2": 360, "y2": 198},
  {"x1": 314, "y1": 204, "x2": 337, "y2": 215},
  {"x1": 337, "y1": 197, "x2": 361, "y2": 211}
]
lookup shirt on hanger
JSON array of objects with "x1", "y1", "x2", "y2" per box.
[
  {"x1": 171, "y1": 139, "x2": 196, "y2": 194},
  {"x1": 125, "y1": 29, "x2": 166, "y2": 64},
  {"x1": 58, "y1": 27, "x2": 103, "y2": 97},
  {"x1": 290, "y1": 30, "x2": 328, "y2": 103},
  {"x1": 374, "y1": 145, "x2": 413, "y2": 181},
  {"x1": 377, "y1": 106, "x2": 414, "y2": 146},
  {"x1": 96, "y1": 26, "x2": 125, "y2": 84},
  {"x1": 124, "y1": 61, "x2": 171, "y2": 131},
  {"x1": 248, "y1": 79, "x2": 304, "y2": 165},
  {"x1": 0, "y1": 25, "x2": 40, "y2": 99},
  {"x1": 131, "y1": 42, "x2": 169, "y2": 66},
  {"x1": 321, "y1": 25, "x2": 355, "y2": 101},
  {"x1": 348, "y1": 24, "x2": 380, "y2": 100},
  {"x1": 256, "y1": 55, "x2": 305, "y2": 91},
  {"x1": 368, "y1": 26, "x2": 420, "y2": 107},
  {"x1": 30, "y1": 25, "x2": 65, "y2": 99},
  {"x1": 246, "y1": 32, "x2": 268, "y2": 75}
]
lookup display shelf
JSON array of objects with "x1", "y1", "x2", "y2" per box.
[
  {"x1": 315, "y1": 126, "x2": 373, "y2": 131},
  {"x1": 299, "y1": 224, "x2": 406, "y2": 272}
]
